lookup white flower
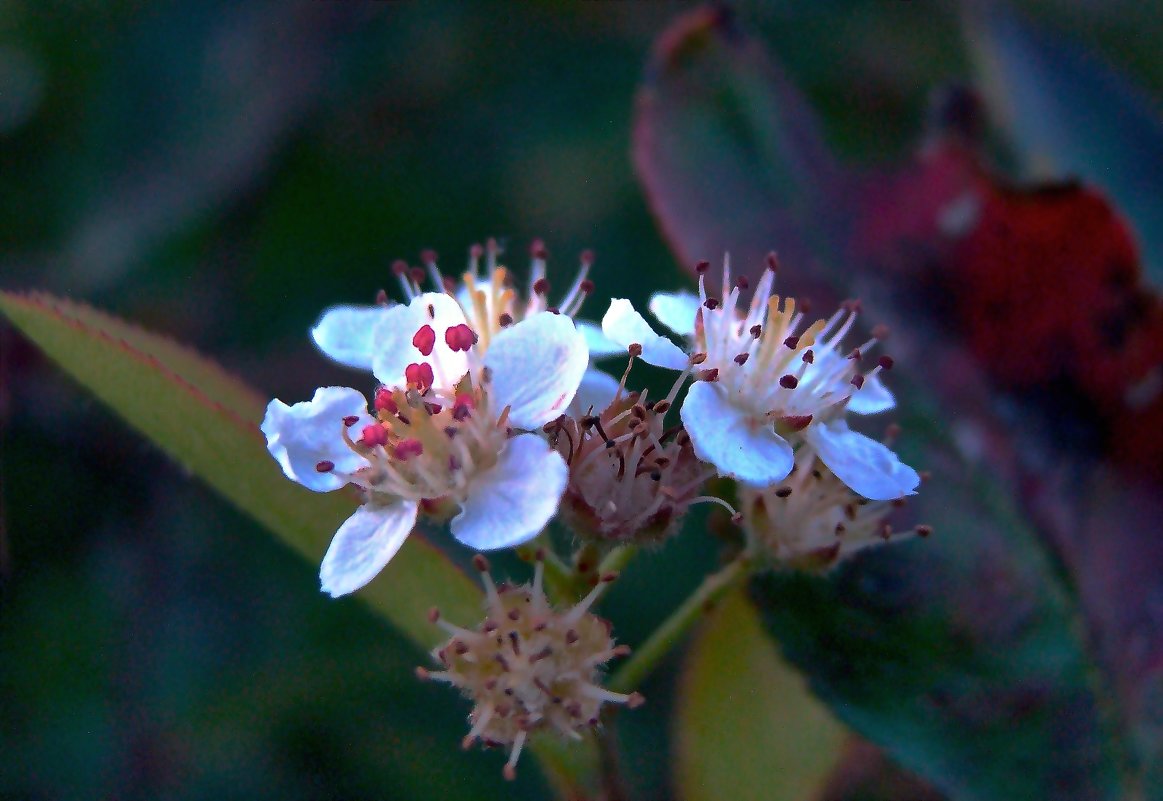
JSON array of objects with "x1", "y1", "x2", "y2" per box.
[
  {"x1": 262, "y1": 306, "x2": 589, "y2": 597},
  {"x1": 600, "y1": 255, "x2": 918, "y2": 499},
  {"x1": 309, "y1": 241, "x2": 621, "y2": 371}
]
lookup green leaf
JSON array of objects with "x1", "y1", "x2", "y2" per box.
[
  {"x1": 674, "y1": 587, "x2": 847, "y2": 801},
  {"x1": 0, "y1": 290, "x2": 593, "y2": 796}
]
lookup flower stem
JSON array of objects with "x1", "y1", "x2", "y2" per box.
[
  {"x1": 606, "y1": 555, "x2": 751, "y2": 695},
  {"x1": 518, "y1": 534, "x2": 574, "y2": 605},
  {"x1": 598, "y1": 544, "x2": 638, "y2": 578}
]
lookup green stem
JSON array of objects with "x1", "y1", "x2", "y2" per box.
[
  {"x1": 606, "y1": 556, "x2": 751, "y2": 695},
  {"x1": 598, "y1": 544, "x2": 638, "y2": 578},
  {"x1": 518, "y1": 534, "x2": 574, "y2": 605}
]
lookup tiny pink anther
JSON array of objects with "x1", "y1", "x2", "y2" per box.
[
  {"x1": 315, "y1": 460, "x2": 334, "y2": 472},
  {"x1": 394, "y1": 438, "x2": 424, "y2": 460},
  {"x1": 361, "y1": 424, "x2": 388, "y2": 447},
  {"x1": 445, "y1": 323, "x2": 476, "y2": 352},
  {"x1": 412, "y1": 324, "x2": 436, "y2": 356}
]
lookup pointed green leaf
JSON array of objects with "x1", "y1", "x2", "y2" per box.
[
  {"x1": 674, "y1": 587, "x2": 847, "y2": 801},
  {"x1": 0, "y1": 290, "x2": 593, "y2": 797}
]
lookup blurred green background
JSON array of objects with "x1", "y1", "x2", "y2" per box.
[{"x1": 2, "y1": 2, "x2": 1161, "y2": 799}]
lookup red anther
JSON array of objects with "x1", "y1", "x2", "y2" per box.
[
  {"x1": 750, "y1": 324, "x2": 763, "y2": 338},
  {"x1": 315, "y1": 460, "x2": 334, "y2": 472},
  {"x1": 391, "y1": 259, "x2": 409, "y2": 275},
  {"x1": 734, "y1": 353, "x2": 750, "y2": 365},
  {"x1": 766, "y1": 251, "x2": 780, "y2": 272},
  {"x1": 547, "y1": 306, "x2": 560, "y2": 314},
  {"x1": 851, "y1": 374, "x2": 866, "y2": 389},
  {"x1": 704, "y1": 298, "x2": 720, "y2": 310},
  {"x1": 780, "y1": 414, "x2": 813, "y2": 431},
  {"x1": 532, "y1": 277, "x2": 551, "y2": 296},
  {"x1": 690, "y1": 352, "x2": 708, "y2": 365},
  {"x1": 871, "y1": 323, "x2": 890, "y2": 340},
  {"x1": 374, "y1": 387, "x2": 397, "y2": 413},
  {"x1": 579, "y1": 279, "x2": 595, "y2": 294},
  {"x1": 452, "y1": 393, "x2": 475, "y2": 420},
  {"x1": 530, "y1": 239, "x2": 547, "y2": 259},
  {"x1": 916, "y1": 524, "x2": 933, "y2": 538},
  {"x1": 361, "y1": 424, "x2": 388, "y2": 447},
  {"x1": 802, "y1": 349, "x2": 815, "y2": 364},
  {"x1": 394, "y1": 438, "x2": 424, "y2": 460},
  {"x1": 405, "y1": 362, "x2": 435, "y2": 389},
  {"x1": 697, "y1": 368, "x2": 719, "y2": 382},
  {"x1": 424, "y1": 402, "x2": 443, "y2": 416},
  {"x1": 800, "y1": 298, "x2": 813, "y2": 314},
  {"x1": 445, "y1": 323, "x2": 476, "y2": 352},
  {"x1": 342, "y1": 415, "x2": 360, "y2": 427},
  {"x1": 375, "y1": 289, "x2": 389, "y2": 305},
  {"x1": 409, "y1": 266, "x2": 426, "y2": 284},
  {"x1": 774, "y1": 486, "x2": 792, "y2": 498},
  {"x1": 779, "y1": 374, "x2": 799, "y2": 389},
  {"x1": 420, "y1": 248, "x2": 438, "y2": 264},
  {"x1": 848, "y1": 348, "x2": 862, "y2": 361},
  {"x1": 498, "y1": 312, "x2": 514, "y2": 327},
  {"x1": 579, "y1": 249, "x2": 594, "y2": 265},
  {"x1": 783, "y1": 335, "x2": 800, "y2": 349},
  {"x1": 652, "y1": 399, "x2": 671, "y2": 413},
  {"x1": 878, "y1": 355, "x2": 894, "y2": 371},
  {"x1": 412, "y1": 324, "x2": 436, "y2": 356},
  {"x1": 627, "y1": 343, "x2": 644, "y2": 357},
  {"x1": 734, "y1": 275, "x2": 750, "y2": 290},
  {"x1": 486, "y1": 237, "x2": 499, "y2": 253},
  {"x1": 472, "y1": 554, "x2": 490, "y2": 572},
  {"x1": 695, "y1": 260, "x2": 710, "y2": 274},
  {"x1": 470, "y1": 243, "x2": 484, "y2": 259}
]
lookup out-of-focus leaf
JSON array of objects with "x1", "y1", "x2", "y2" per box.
[
  {"x1": 634, "y1": 7, "x2": 1158, "y2": 799},
  {"x1": 633, "y1": 4, "x2": 847, "y2": 287},
  {"x1": 673, "y1": 587, "x2": 847, "y2": 801},
  {"x1": 0, "y1": 291, "x2": 593, "y2": 798},
  {"x1": 813, "y1": 738, "x2": 945, "y2": 801},
  {"x1": 966, "y1": 6, "x2": 1163, "y2": 287}
]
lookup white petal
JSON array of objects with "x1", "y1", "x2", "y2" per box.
[
  {"x1": 648, "y1": 291, "x2": 700, "y2": 339},
  {"x1": 310, "y1": 305, "x2": 386, "y2": 370},
  {"x1": 601, "y1": 298, "x2": 688, "y2": 370},
  {"x1": 577, "y1": 319, "x2": 625, "y2": 359},
  {"x1": 568, "y1": 368, "x2": 622, "y2": 418},
  {"x1": 806, "y1": 419, "x2": 919, "y2": 501},
  {"x1": 485, "y1": 312, "x2": 588, "y2": 429},
  {"x1": 371, "y1": 293, "x2": 470, "y2": 392},
  {"x1": 261, "y1": 387, "x2": 374, "y2": 492},
  {"x1": 680, "y1": 381, "x2": 794, "y2": 487},
  {"x1": 319, "y1": 501, "x2": 419, "y2": 597},
  {"x1": 846, "y1": 373, "x2": 896, "y2": 415},
  {"x1": 451, "y1": 434, "x2": 568, "y2": 550}
]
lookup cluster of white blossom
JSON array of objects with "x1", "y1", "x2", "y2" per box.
[{"x1": 260, "y1": 243, "x2": 924, "y2": 775}]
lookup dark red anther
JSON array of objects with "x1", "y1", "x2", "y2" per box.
[
  {"x1": 342, "y1": 415, "x2": 360, "y2": 427},
  {"x1": 627, "y1": 343, "x2": 644, "y2": 357},
  {"x1": 420, "y1": 248, "x2": 438, "y2": 264},
  {"x1": 766, "y1": 251, "x2": 780, "y2": 272},
  {"x1": 851, "y1": 374, "x2": 866, "y2": 389},
  {"x1": 361, "y1": 424, "x2": 388, "y2": 447},
  {"x1": 774, "y1": 486, "x2": 792, "y2": 498},
  {"x1": 780, "y1": 414, "x2": 813, "y2": 431},
  {"x1": 445, "y1": 323, "x2": 476, "y2": 352},
  {"x1": 704, "y1": 298, "x2": 720, "y2": 310},
  {"x1": 783, "y1": 335, "x2": 800, "y2": 349},
  {"x1": 800, "y1": 298, "x2": 813, "y2": 314},
  {"x1": 374, "y1": 387, "x2": 397, "y2": 413},
  {"x1": 394, "y1": 438, "x2": 423, "y2": 460},
  {"x1": 391, "y1": 259, "x2": 409, "y2": 276},
  {"x1": 579, "y1": 279, "x2": 595, "y2": 294},
  {"x1": 405, "y1": 362, "x2": 435, "y2": 389},
  {"x1": 532, "y1": 277, "x2": 551, "y2": 296},
  {"x1": 409, "y1": 266, "x2": 426, "y2": 284},
  {"x1": 453, "y1": 393, "x2": 475, "y2": 421},
  {"x1": 871, "y1": 323, "x2": 890, "y2": 340},
  {"x1": 750, "y1": 324, "x2": 763, "y2": 338},
  {"x1": 470, "y1": 243, "x2": 484, "y2": 259},
  {"x1": 579, "y1": 249, "x2": 594, "y2": 265},
  {"x1": 697, "y1": 368, "x2": 719, "y2": 382},
  {"x1": 734, "y1": 353, "x2": 749, "y2": 365},
  {"x1": 848, "y1": 348, "x2": 862, "y2": 361},
  {"x1": 486, "y1": 237, "x2": 499, "y2": 254},
  {"x1": 916, "y1": 525, "x2": 933, "y2": 538},
  {"x1": 375, "y1": 289, "x2": 389, "y2": 306},
  {"x1": 779, "y1": 374, "x2": 799, "y2": 389},
  {"x1": 315, "y1": 460, "x2": 334, "y2": 473},
  {"x1": 498, "y1": 312, "x2": 514, "y2": 327},
  {"x1": 695, "y1": 260, "x2": 710, "y2": 274},
  {"x1": 412, "y1": 324, "x2": 436, "y2": 356},
  {"x1": 878, "y1": 355, "x2": 894, "y2": 371},
  {"x1": 734, "y1": 275, "x2": 750, "y2": 290},
  {"x1": 530, "y1": 239, "x2": 548, "y2": 259},
  {"x1": 802, "y1": 349, "x2": 814, "y2": 364},
  {"x1": 473, "y1": 554, "x2": 490, "y2": 572}
]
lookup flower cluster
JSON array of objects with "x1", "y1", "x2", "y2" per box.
[{"x1": 261, "y1": 242, "x2": 925, "y2": 774}]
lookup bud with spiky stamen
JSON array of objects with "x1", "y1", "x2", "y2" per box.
[
  {"x1": 740, "y1": 448, "x2": 931, "y2": 571},
  {"x1": 418, "y1": 555, "x2": 643, "y2": 781}
]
